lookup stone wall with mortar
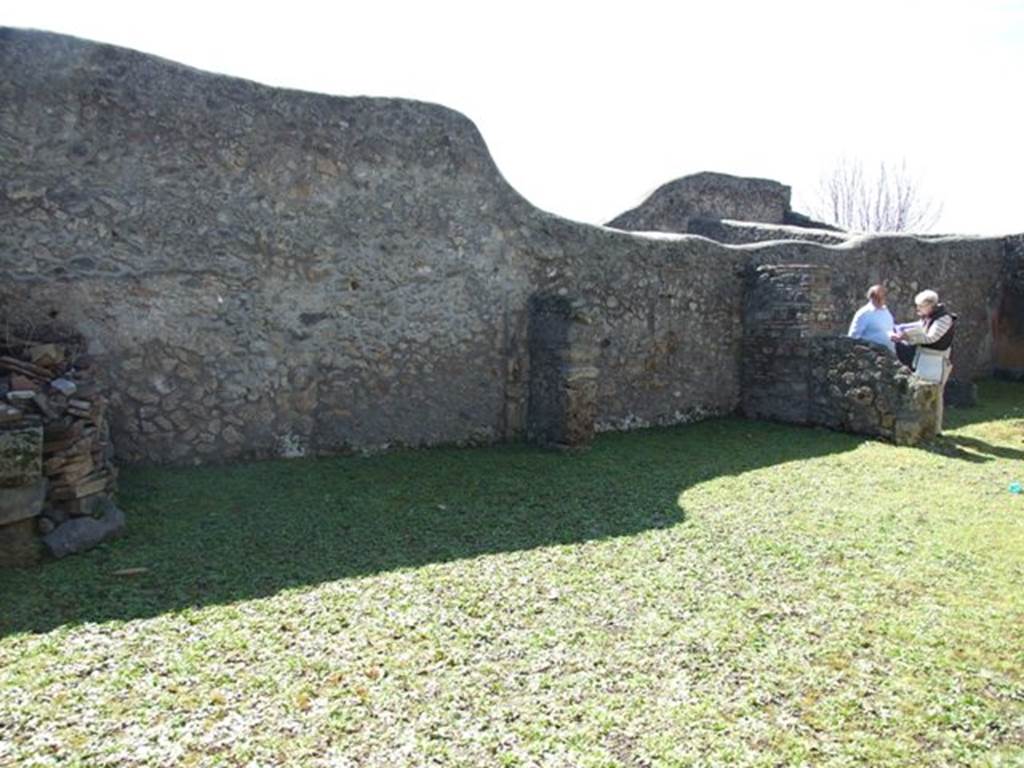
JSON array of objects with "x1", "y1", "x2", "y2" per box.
[
  {"x1": 742, "y1": 263, "x2": 939, "y2": 444},
  {"x1": 0, "y1": 30, "x2": 1018, "y2": 466},
  {"x1": 0, "y1": 29, "x2": 747, "y2": 465},
  {"x1": 744, "y1": 235, "x2": 1008, "y2": 384},
  {"x1": 808, "y1": 338, "x2": 940, "y2": 445},
  {"x1": 995, "y1": 234, "x2": 1024, "y2": 378}
]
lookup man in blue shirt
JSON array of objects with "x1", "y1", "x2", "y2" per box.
[{"x1": 848, "y1": 284, "x2": 895, "y2": 353}]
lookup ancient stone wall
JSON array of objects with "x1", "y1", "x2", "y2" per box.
[
  {"x1": 0, "y1": 30, "x2": 748, "y2": 465},
  {"x1": 0, "y1": 30, "x2": 1018, "y2": 467},
  {"x1": 741, "y1": 263, "x2": 940, "y2": 443},
  {"x1": 544, "y1": 224, "x2": 747, "y2": 433},
  {"x1": 807, "y1": 338, "x2": 940, "y2": 445},
  {"x1": 745, "y1": 235, "x2": 1008, "y2": 383},
  {"x1": 995, "y1": 234, "x2": 1024, "y2": 379}
]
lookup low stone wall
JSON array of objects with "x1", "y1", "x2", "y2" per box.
[
  {"x1": 747, "y1": 235, "x2": 1008, "y2": 384},
  {"x1": 808, "y1": 338, "x2": 940, "y2": 445},
  {"x1": 742, "y1": 263, "x2": 939, "y2": 444}
]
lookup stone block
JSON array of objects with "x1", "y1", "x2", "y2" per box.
[
  {"x1": 28, "y1": 343, "x2": 64, "y2": 368},
  {"x1": 893, "y1": 382, "x2": 940, "y2": 445},
  {"x1": 50, "y1": 378, "x2": 77, "y2": 397},
  {"x1": 0, "y1": 478, "x2": 47, "y2": 526},
  {"x1": 43, "y1": 497, "x2": 126, "y2": 559},
  {"x1": 0, "y1": 424, "x2": 43, "y2": 487}
]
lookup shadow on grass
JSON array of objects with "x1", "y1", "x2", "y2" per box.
[
  {"x1": 1, "y1": 417, "x2": 863, "y2": 636},
  {"x1": 927, "y1": 434, "x2": 1024, "y2": 463},
  {"x1": 929, "y1": 380, "x2": 1024, "y2": 462},
  {"x1": 943, "y1": 380, "x2": 1024, "y2": 430},
  {"x1": 3, "y1": 379, "x2": 1019, "y2": 637}
]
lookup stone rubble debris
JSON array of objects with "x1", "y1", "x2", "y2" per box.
[{"x1": 0, "y1": 339, "x2": 124, "y2": 567}]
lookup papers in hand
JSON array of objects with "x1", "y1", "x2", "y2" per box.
[{"x1": 896, "y1": 322, "x2": 927, "y2": 344}]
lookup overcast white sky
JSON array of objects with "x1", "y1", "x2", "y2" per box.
[{"x1": 4, "y1": 0, "x2": 1023, "y2": 234}]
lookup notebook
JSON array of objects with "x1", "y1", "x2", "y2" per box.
[{"x1": 896, "y1": 322, "x2": 927, "y2": 344}]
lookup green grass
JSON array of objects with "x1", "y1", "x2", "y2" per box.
[{"x1": 2, "y1": 381, "x2": 1022, "y2": 767}]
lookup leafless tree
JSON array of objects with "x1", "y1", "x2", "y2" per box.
[{"x1": 807, "y1": 159, "x2": 943, "y2": 233}]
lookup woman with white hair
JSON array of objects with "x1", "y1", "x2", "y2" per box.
[{"x1": 891, "y1": 289, "x2": 957, "y2": 431}]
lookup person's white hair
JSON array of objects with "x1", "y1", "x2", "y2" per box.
[{"x1": 915, "y1": 289, "x2": 939, "y2": 307}]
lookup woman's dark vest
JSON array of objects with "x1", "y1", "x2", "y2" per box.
[{"x1": 922, "y1": 304, "x2": 956, "y2": 351}]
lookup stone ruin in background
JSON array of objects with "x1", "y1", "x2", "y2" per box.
[
  {"x1": 606, "y1": 171, "x2": 840, "y2": 237},
  {"x1": 0, "y1": 329, "x2": 124, "y2": 567}
]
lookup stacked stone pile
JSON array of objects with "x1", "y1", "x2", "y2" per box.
[{"x1": 0, "y1": 338, "x2": 123, "y2": 566}]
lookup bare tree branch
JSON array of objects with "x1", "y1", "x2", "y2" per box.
[{"x1": 808, "y1": 159, "x2": 943, "y2": 232}]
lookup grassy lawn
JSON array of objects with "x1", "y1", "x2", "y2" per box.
[{"x1": 2, "y1": 381, "x2": 1022, "y2": 767}]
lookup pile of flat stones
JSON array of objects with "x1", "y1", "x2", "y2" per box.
[{"x1": 0, "y1": 338, "x2": 124, "y2": 567}]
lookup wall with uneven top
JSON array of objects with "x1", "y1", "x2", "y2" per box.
[
  {"x1": 0, "y1": 29, "x2": 1018, "y2": 466},
  {"x1": 742, "y1": 263, "x2": 940, "y2": 444},
  {"x1": 0, "y1": 29, "x2": 746, "y2": 464},
  {"x1": 0, "y1": 26, "x2": 532, "y2": 462},
  {"x1": 744, "y1": 235, "x2": 1007, "y2": 383}
]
